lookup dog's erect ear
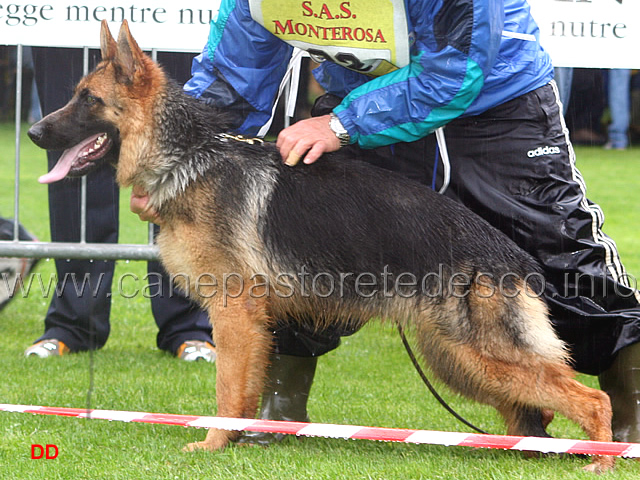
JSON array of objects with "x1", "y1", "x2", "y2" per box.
[
  {"x1": 113, "y1": 20, "x2": 146, "y2": 84},
  {"x1": 100, "y1": 20, "x2": 117, "y2": 61}
]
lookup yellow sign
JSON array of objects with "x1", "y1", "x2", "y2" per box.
[{"x1": 249, "y1": 0, "x2": 410, "y2": 76}]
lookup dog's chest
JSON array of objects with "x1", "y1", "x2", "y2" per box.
[{"x1": 155, "y1": 222, "x2": 225, "y2": 301}]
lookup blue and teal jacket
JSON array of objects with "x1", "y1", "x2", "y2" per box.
[{"x1": 184, "y1": 0, "x2": 554, "y2": 149}]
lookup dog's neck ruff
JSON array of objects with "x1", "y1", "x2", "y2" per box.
[
  {"x1": 141, "y1": 151, "x2": 213, "y2": 210},
  {"x1": 140, "y1": 136, "x2": 267, "y2": 211},
  {"x1": 147, "y1": 137, "x2": 267, "y2": 210}
]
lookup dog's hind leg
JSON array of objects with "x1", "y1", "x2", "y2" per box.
[
  {"x1": 185, "y1": 293, "x2": 272, "y2": 452},
  {"x1": 415, "y1": 295, "x2": 613, "y2": 472},
  {"x1": 460, "y1": 354, "x2": 614, "y2": 473}
]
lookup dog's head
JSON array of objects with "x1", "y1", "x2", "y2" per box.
[{"x1": 29, "y1": 20, "x2": 161, "y2": 184}]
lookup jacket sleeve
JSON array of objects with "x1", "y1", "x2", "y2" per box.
[
  {"x1": 333, "y1": 0, "x2": 504, "y2": 149},
  {"x1": 183, "y1": 0, "x2": 292, "y2": 134}
]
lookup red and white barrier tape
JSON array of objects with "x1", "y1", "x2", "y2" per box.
[{"x1": 2, "y1": 403, "x2": 639, "y2": 458}]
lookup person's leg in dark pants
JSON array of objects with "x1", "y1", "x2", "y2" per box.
[{"x1": 438, "y1": 83, "x2": 640, "y2": 377}]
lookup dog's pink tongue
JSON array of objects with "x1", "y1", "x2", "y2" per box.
[{"x1": 37, "y1": 138, "x2": 92, "y2": 184}]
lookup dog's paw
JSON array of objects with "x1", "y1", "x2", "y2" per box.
[
  {"x1": 582, "y1": 456, "x2": 615, "y2": 474},
  {"x1": 183, "y1": 430, "x2": 236, "y2": 452},
  {"x1": 183, "y1": 441, "x2": 223, "y2": 452}
]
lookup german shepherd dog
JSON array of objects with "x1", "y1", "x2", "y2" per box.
[{"x1": 28, "y1": 21, "x2": 614, "y2": 472}]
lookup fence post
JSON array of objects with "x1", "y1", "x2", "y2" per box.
[{"x1": 13, "y1": 44, "x2": 23, "y2": 242}]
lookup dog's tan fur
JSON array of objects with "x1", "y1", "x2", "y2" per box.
[{"x1": 33, "y1": 20, "x2": 616, "y2": 473}]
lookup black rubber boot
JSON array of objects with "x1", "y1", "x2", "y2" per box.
[
  {"x1": 599, "y1": 342, "x2": 640, "y2": 442},
  {"x1": 237, "y1": 354, "x2": 318, "y2": 445}
]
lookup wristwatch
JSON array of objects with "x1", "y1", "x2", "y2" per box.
[{"x1": 329, "y1": 113, "x2": 351, "y2": 147}]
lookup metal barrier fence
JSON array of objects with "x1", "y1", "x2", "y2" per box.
[{"x1": 0, "y1": 44, "x2": 161, "y2": 261}]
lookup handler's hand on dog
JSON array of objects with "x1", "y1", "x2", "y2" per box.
[
  {"x1": 130, "y1": 185, "x2": 162, "y2": 225},
  {"x1": 277, "y1": 115, "x2": 341, "y2": 166}
]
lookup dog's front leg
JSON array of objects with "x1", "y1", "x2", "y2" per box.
[{"x1": 185, "y1": 294, "x2": 272, "y2": 452}]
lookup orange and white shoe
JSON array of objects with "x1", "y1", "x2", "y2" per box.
[
  {"x1": 25, "y1": 339, "x2": 69, "y2": 358},
  {"x1": 177, "y1": 340, "x2": 216, "y2": 363}
]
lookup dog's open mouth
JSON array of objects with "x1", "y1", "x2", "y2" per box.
[{"x1": 38, "y1": 133, "x2": 113, "y2": 184}]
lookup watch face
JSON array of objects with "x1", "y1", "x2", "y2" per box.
[
  {"x1": 330, "y1": 114, "x2": 350, "y2": 146},
  {"x1": 330, "y1": 115, "x2": 345, "y2": 134}
]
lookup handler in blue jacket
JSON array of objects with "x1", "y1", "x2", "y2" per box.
[{"x1": 136, "y1": 0, "x2": 640, "y2": 443}]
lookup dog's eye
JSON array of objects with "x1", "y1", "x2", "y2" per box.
[{"x1": 85, "y1": 94, "x2": 102, "y2": 106}]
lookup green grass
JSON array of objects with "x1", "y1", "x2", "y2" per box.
[{"x1": 1, "y1": 122, "x2": 639, "y2": 479}]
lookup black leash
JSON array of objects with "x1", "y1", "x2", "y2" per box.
[{"x1": 397, "y1": 324, "x2": 488, "y2": 434}]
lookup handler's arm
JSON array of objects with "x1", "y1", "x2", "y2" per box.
[
  {"x1": 183, "y1": 0, "x2": 293, "y2": 134},
  {"x1": 280, "y1": 0, "x2": 505, "y2": 164}
]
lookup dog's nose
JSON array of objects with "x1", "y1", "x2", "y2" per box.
[{"x1": 27, "y1": 123, "x2": 44, "y2": 144}]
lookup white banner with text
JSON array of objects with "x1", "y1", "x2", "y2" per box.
[
  {"x1": 0, "y1": 0, "x2": 638, "y2": 67},
  {"x1": 526, "y1": 0, "x2": 638, "y2": 68},
  {"x1": 0, "y1": 1, "x2": 219, "y2": 52}
]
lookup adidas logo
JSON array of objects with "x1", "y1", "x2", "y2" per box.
[{"x1": 527, "y1": 145, "x2": 561, "y2": 157}]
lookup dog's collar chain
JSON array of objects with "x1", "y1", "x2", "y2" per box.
[{"x1": 215, "y1": 133, "x2": 264, "y2": 145}]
